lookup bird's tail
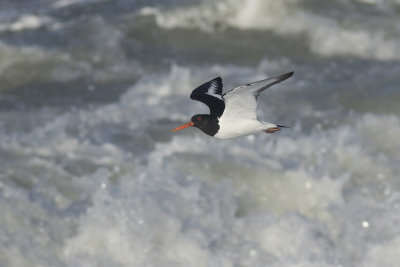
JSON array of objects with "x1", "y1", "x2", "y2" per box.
[{"x1": 277, "y1": 124, "x2": 290, "y2": 128}]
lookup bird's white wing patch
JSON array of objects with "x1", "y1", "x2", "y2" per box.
[
  {"x1": 205, "y1": 79, "x2": 223, "y2": 100},
  {"x1": 221, "y1": 72, "x2": 293, "y2": 122},
  {"x1": 222, "y1": 88, "x2": 258, "y2": 122}
]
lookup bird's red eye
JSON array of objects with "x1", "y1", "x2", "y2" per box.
[{"x1": 197, "y1": 117, "x2": 202, "y2": 121}]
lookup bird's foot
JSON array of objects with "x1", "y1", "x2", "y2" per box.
[{"x1": 265, "y1": 127, "x2": 281, "y2": 134}]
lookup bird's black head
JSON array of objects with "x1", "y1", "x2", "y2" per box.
[
  {"x1": 190, "y1": 114, "x2": 210, "y2": 129},
  {"x1": 171, "y1": 114, "x2": 220, "y2": 136}
]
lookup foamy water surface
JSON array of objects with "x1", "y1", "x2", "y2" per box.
[{"x1": 0, "y1": 0, "x2": 400, "y2": 266}]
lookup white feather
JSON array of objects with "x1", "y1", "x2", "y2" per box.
[
  {"x1": 214, "y1": 78, "x2": 284, "y2": 139},
  {"x1": 205, "y1": 80, "x2": 223, "y2": 100}
]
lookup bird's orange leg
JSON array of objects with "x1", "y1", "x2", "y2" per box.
[{"x1": 265, "y1": 127, "x2": 281, "y2": 134}]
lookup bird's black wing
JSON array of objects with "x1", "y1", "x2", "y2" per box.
[{"x1": 190, "y1": 77, "x2": 225, "y2": 117}]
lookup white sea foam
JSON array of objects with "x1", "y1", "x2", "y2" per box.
[
  {"x1": 0, "y1": 0, "x2": 399, "y2": 264},
  {"x1": 0, "y1": 14, "x2": 53, "y2": 32},
  {"x1": 52, "y1": 0, "x2": 111, "y2": 9},
  {"x1": 361, "y1": 236, "x2": 400, "y2": 267},
  {"x1": 1, "y1": 59, "x2": 399, "y2": 266},
  {"x1": 58, "y1": 66, "x2": 400, "y2": 265},
  {"x1": 0, "y1": 40, "x2": 90, "y2": 89},
  {"x1": 0, "y1": 16, "x2": 140, "y2": 90},
  {"x1": 140, "y1": 0, "x2": 400, "y2": 60},
  {"x1": 58, "y1": 109, "x2": 400, "y2": 266}
]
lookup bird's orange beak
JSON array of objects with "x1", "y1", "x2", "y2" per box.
[{"x1": 171, "y1": 121, "x2": 194, "y2": 133}]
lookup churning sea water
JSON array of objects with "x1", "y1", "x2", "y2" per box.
[{"x1": 0, "y1": 0, "x2": 400, "y2": 266}]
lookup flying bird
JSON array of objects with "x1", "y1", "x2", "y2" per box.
[{"x1": 171, "y1": 72, "x2": 293, "y2": 139}]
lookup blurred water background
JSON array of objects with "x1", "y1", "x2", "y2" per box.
[{"x1": 0, "y1": 0, "x2": 400, "y2": 266}]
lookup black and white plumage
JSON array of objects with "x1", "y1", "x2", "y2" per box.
[
  {"x1": 190, "y1": 77, "x2": 225, "y2": 117},
  {"x1": 171, "y1": 71, "x2": 294, "y2": 139}
]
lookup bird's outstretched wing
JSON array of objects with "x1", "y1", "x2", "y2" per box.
[
  {"x1": 221, "y1": 72, "x2": 293, "y2": 121},
  {"x1": 190, "y1": 77, "x2": 225, "y2": 117}
]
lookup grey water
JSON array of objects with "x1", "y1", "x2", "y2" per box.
[{"x1": 0, "y1": 0, "x2": 400, "y2": 266}]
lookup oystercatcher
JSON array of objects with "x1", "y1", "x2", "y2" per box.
[{"x1": 171, "y1": 71, "x2": 293, "y2": 139}]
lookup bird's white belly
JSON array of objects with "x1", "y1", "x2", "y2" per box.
[{"x1": 214, "y1": 119, "x2": 268, "y2": 139}]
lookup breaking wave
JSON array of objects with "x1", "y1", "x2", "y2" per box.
[{"x1": 140, "y1": 0, "x2": 400, "y2": 60}]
